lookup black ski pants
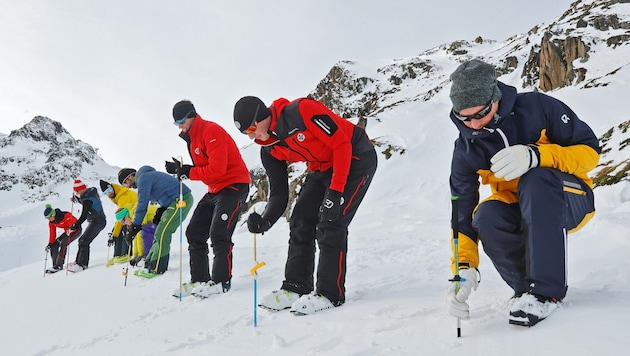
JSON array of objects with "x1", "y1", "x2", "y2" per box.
[
  {"x1": 75, "y1": 219, "x2": 106, "y2": 267},
  {"x1": 113, "y1": 225, "x2": 130, "y2": 258},
  {"x1": 186, "y1": 183, "x2": 249, "y2": 283},
  {"x1": 281, "y1": 148, "x2": 377, "y2": 305},
  {"x1": 50, "y1": 229, "x2": 82, "y2": 268}
]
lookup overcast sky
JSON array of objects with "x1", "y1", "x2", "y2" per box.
[{"x1": 0, "y1": 0, "x2": 574, "y2": 170}]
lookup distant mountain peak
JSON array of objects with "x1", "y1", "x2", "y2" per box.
[{"x1": 0, "y1": 116, "x2": 109, "y2": 202}]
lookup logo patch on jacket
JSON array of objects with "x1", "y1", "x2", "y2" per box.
[
  {"x1": 195, "y1": 148, "x2": 200, "y2": 155},
  {"x1": 311, "y1": 115, "x2": 337, "y2": 136}
]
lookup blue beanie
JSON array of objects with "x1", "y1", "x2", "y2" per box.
[{"x1": 44, "y1": 204, "x2": 55, "y2": 218}]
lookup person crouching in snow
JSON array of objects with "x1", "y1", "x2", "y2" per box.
[
  {"x1": 44, "y1": 204, "x2": 82, "y2": 273},
  {"x1": 68, "y1": 179, "x2": 107, "y2": 272},
  {"x1": 114, "y1": 203, "x2": 159, "y2": 268},
  {"x1": 100, "y1": 179, "x2": 137, "y2": 265},
  {"x1": 118, "y1": 167, "x2": 193, "y2": 276},
  {"x1": 444, "y1": 59, "x2": 600, "y2": 327}
]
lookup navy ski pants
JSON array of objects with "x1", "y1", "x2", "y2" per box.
[
  {"x1": 281, "y1": 149, "x2": 377, "y2": 305},
  {"x1": 472, "y1": 168, "x2": 594, "y2": 299},
  {"x1": 75, "y1": 220, "x2": 106, "y2": 267}
]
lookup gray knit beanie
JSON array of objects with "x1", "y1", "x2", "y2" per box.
[{"x1": 449, "y1": 59, "x2": 502, "y2": 113}]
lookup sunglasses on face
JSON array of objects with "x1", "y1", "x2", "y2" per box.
[
  {"x1": 103, "y1": 186, "x2": 114, "y2": 196},
  {"x1": 452, "y1": 100, "x2": 494, "y2": 122},
  {"x1": 241, "y1": 104, "x2": 260, "y2": 134},
  {"x1": 123, "y1": 175, "x2": 134, "y2": 188},
  {"x1": 173, "y1": 110, "x2": 195, "y2": 126},
  {"x1": 243, "y1": 124, "x2": 257, "y2": 134}
]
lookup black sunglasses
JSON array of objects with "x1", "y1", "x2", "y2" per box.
[{"x1": 452, "y1": 100, "x2": 494, "y2": 122}]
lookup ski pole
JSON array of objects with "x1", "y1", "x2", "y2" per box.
[
  {"x1": 251, "y1": 249, "x2": 266, "y2": 327},
  {"x1": 177, "y1": 156, "x2": 186, "y2": 302},
  {"x1": 106, "y1": 232, "x2": 111, "y2": 267},
  {"x1": 448, "y1": 196, "x2": 462, "y2": 337},
  {"x1": 66, "y1": 197, "x2": 75, "y2": 276},
  {"x1": 251, "y1": 215, "x2": 266, "y2": 327},
  {"x1": 43, "y1": 249, "x2": 48, "y2": 277},
  {"x1": 122, "y1": 237, "x2": 133, "y2": 286}
]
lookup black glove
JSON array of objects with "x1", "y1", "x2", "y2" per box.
[
  {"x1": 70, "y1": 223, "x2": 81, "y2": 231},
  {"x1": 319, "y1": 189, "x2": 343, "y2": 223},
  {"x1": 45, "y1": 242, "x2": 58, "y2": 251},
  {"x1": 128, "y1": 224, "x2": 142, "y2": 239},
  {"x1": 177, "y1": 165, "x2": 192, "y2": 180},
  {"x1": 107, "y1": 233, "x2": 114, "y2": 247},
  {"x1": 129, "y1": 256, "x2": 143, "y2": 267},
  {"x1": 247, "y1": 212, "x2": 271, "y2": 234},
  {"x1": 152, "y1": 207, "x2": 167, "y2": 224},
  {"x1": 164, "y1": 157, "x2": 181, "y2": 174}
]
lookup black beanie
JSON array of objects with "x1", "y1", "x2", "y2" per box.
[
  {"x1": 172, "y1": 100, "x2": 197, "y2": 121},
  {"x1": 99, "y1": 179, "x2": 112, "y2": 192},
  {"x1": 233, "y1": 96, "x2": 271, "y2": 133},
  {"x1": 118, "y1": 168, "x2": 136, "y2": 185}
]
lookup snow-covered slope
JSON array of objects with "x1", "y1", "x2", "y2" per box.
[{"x1": 1, "y1": 0, "x2": 629, "y2": 354}]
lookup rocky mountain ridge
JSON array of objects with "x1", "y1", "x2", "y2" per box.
[
  {"x1": 306, "y1": 0, "x2": 630, "y2": 186},
  {"x1": 0, "y1": 116, "x2": 117, "y2": 202}
]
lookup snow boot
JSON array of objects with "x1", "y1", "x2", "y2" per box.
[
  {"x1": 509, "y1": 292, "x2": 561, "y2": 327},
  {"x1": 45, "y1": 266, "x2": 63, "y2": 274},
  {"x1": 172, "y1": 282, "x2": 196, "y2": 298},
  {"x1": 191, "y1": 280, "x2": 231, "y2": 298},
  {"x1": 67, "y1": 263, "x2": 87, "y2": 273},
  {"x1": 259, "y1": 289, "x2": 300, "y2": 311},
  {"x1": 290, "y1": 293, "x2": 336, "y2": 315}
]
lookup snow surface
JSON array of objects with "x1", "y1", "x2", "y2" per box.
[{"x1": 1, "y1": 0, "x2": 629, "y2": 355}]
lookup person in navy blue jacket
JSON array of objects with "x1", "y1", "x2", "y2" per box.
[
  {"x1": 444, "y1": 59, "x2": 600, "y2": 327},
  {"x1": 118, "y1": 166, "x2": 193, "y2": 275},
  {"x1": 68, "y1": 179, "x2": 106, "y2": 271}
]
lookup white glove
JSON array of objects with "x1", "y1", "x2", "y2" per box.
[
  {"x1": 490, "y1": 145, "x2": 538, "y2": 181},
  {"x1": 446, "y1": 268, "x2": 479, "y2": 319}
]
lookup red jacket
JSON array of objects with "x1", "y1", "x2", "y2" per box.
[
  {"x1": 48, "y1": 210, "x2": 78, "y2": 243},
  {"x1": 180, "y1": 116, "x2": 251, "y2": 193},
  {"x1": 258, "y1": 98, "x2": 373, "y2": 192}
]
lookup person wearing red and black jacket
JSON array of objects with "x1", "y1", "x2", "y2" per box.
[
  {"x1": 233, "y1": 95, "x2": 377, "y2": 314},
  {"x1": 43, "y1": 204, "x2": 82, "y2": 272},
  {"x1": 165, "y1": 100, "x2": 251, "y2": 297},
  {"x1": 444, "y1": 60, "x2": 601, "y2": 327}
]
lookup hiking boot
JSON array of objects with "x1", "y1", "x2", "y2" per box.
[
  {"x1": 290, "y1": 293, "x2": 336, "y2": 315},
  {"x1": 191, "y1": 280, "x2": 231, "y2": 298},
  {"x1": 259, "y1": 289, "x2": 300, "y2": 311},
  {"x1": 129, "y1": 256, "x2": 143, "y2": 267},
  {"x1": 67, "y1": 263, "x2": 87, "y2": 273},
  {"x1": 509, "y1": 292, "x2": 561, "y2": 327},
  {"x1": 173, "y1": 282, "x2": 196, "y2": 298},
  {"x1": 45, "y1": 266, "x2": 63, "y2": 274}
]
